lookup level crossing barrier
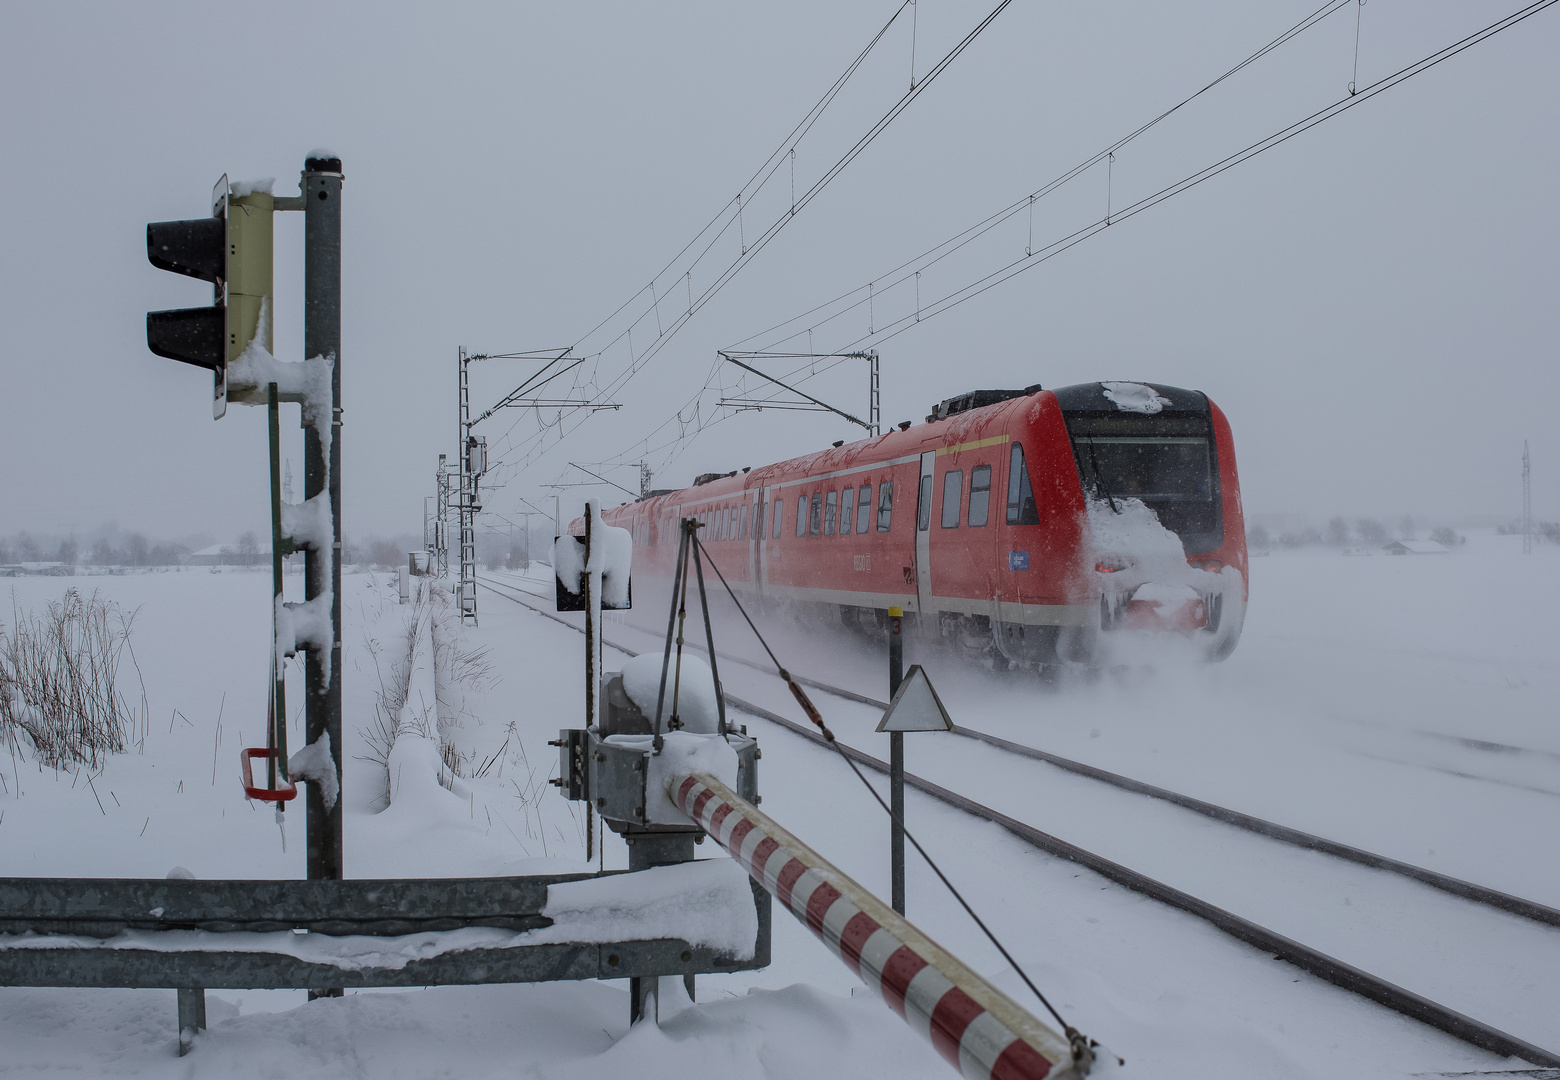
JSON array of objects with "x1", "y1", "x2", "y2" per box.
[{"x1": 670, "y1": 771, "x2": 1089, "y2": 1080}]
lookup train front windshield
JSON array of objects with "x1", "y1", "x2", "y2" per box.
[
  {"x1": 1073, "y1": 436, "x2": 1213, "y2": 503},
  {"x1": 1067, "y1": 426, "x2": 1222, "y2": 551}
]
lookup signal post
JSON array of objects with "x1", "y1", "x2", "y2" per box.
[
  {"x1": 302, "y1": 155, "x2": 344, "y2": 892},
  {"x1": 145, "y1": 154, "x2": 345, "y2": 899}
]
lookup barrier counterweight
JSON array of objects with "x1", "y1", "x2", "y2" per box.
[{"x1": 671, "y1": 773, "x2": 1082, "y2": 1079}]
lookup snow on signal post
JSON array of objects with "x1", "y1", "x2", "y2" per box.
[{"x1": 876, "y1": 665, "x2": 954, "y2": 733}]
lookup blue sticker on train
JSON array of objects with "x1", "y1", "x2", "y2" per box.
[{"x1": 1009, "y1": 551, "x2": 1029, "y2": 571}]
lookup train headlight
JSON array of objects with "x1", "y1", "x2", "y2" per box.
[{"x1": 1095, "y1": 556, "x2": 1128, "y2": 573}]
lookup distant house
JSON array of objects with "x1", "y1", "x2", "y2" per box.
[
  {"x1": 0, "y1": 562, "x2": 74, "y2": 576},
  {"x1": 185, "y1": 544, "x2": 268, "y2": 567},
  {"x1": 1383, "y1": 539, "x2": 1449, "y2": 556}
]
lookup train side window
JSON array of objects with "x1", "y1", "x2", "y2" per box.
[
  {"x1": 877, "y1": 481, "x2": 893, "y2": 531},
  {"x1": 796, "y1": 495, "x2": 807, "y2": 538},
  {"x1": 917, "y1": 474, "x2": 933, "y2": 531},
  {"x1": 809, "y1": 492, "x2": 823, "y2": 537},
  {"x1": 741, "y1": 505, "x2": 748, "y2": 540},
  {"x1": 840, "y1": 486, "x2": 855, "y2": 535},
  {"x1": 1006, "y1": 443, "x2": 1040, "y2": 525},
  {"x1": 856, "y1": 484, "x2": 872, "y2": 533},
  {"x1": 941, "y1": 470, "x2": 963, "y2": 528},
  {"x1": 968, "y1": 465, "x2": 992, "y2": 527},
  {"x1": 824, "y1": 490, "x2": 838, "y2": 536},
  {"x1": 773, "y1": 500, "x2": 783, "y2": 538}
]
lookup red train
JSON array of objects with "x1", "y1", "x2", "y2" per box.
[{"x1": 602, "y1": 381, "x2": 1248, "y2": 665}]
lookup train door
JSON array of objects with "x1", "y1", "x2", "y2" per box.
[
  {"x1": 915, "y1": 451, "x2": 934, "y2": 614},
  {"x1": 753, "y1": 488, "x2": 767, "y2": 595}
]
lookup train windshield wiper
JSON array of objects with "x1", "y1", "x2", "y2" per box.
[{"x1": 1085, "y1": 437, "x2": 1121, "y2": 514}]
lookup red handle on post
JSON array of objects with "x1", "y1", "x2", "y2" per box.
[{"x1": 240, "y1": 747, "x2": 297, "y2": 802}]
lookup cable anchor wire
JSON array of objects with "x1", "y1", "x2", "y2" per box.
[
  {"x1": 689, "y1": 536, "x2": 1091, "y2": 1050},
  {"x1": 1349, "y1": 0, "x2": 1366, "y2": 95}
]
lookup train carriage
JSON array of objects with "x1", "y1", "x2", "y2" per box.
[{"x1": 601, "y1": 381, "x2": 1247, "y2": 664}]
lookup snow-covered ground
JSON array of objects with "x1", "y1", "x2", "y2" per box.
[{"x1": 1, "y1": 531, "x2": 1555, "y2": 1078}]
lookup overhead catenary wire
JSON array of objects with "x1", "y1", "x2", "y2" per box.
[
  {"x1": 838, "y1": 0, "x2": 1559, "y2": 356},
  {"x1": 713, "y1": 0, "x2": 1554, "y2": 422},
  {"x1": 584, "y1": 0, "x2": 1015, "y2": 380},
  {"x1": 533, "y1": 0, "x2": 1369, "y2": 485},
  {"x1": 484, "y1": 0, "x2": 1019, "y2": 492},
  {"x1": 497, "y1": 0, "x2": 1555, "y2": 507},
  {"x1": 728, "y1": 0, "x2": 1356, "y2": 355},
  {"x1": 569, "y1": 1, "x2": 916, "y2": 358},
  {"x1": 476, "y1": 0, "x2": 918, "y2": 488}
]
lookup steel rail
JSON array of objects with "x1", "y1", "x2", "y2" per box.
[
  {"x1": 715, "y1": 695, "x2": 1560, "y2": 1068},
  {"x1": 477, "y1": 575, "x2": 1560, "y2": 930},
  {"x1": 478, "y1": 575, "x2": 1560, "y2": 1064}
]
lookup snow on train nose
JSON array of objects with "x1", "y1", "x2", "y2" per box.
[
  {"x1": 1097, "y1": 559, "x2": 1209, "y2": 632},
  {"x1": 1123, "y1": 582, "x2": 1206, "y2": 632}
]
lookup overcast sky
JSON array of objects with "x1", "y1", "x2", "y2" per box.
[{"x1": 1, "y1": 0, "x2": 1555, "y2": 545}]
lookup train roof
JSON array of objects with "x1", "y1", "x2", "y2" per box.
[
  {"x1": 628, "y1": 381, "x2": 1213, "y2": 510},
  {"x1": 1050, "y1": 381, "x2": 1208, "y2": 416}
]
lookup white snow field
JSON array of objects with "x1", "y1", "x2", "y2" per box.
[{"x1": 1, "y1": 530, "x2": 1556, "y2": 1079}]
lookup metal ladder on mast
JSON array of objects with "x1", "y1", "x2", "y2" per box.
[{"x1": 458, "y1": 347, "x2": 478, "y2": 625}]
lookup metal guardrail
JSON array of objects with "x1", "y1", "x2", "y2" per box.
[{"x1": 0, "y1": 870, "x2": 770, "y2": 1054}]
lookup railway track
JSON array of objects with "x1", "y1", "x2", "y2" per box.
[{"x1": 477, "y1": 573, "x2": 1560, "y2": 1066}]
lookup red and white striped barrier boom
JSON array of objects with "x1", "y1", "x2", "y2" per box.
[{"x1": 672, "y1": 772, "x2": 1086, "y2": 1079}]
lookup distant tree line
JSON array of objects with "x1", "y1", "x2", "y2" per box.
[
  {"x1": 1247, "y1": 516, "x2": 1470, "y2": 551},
  {"x1": 341, "y1": 529, "x2": 540, "y2": 574},
  {"x1": 1495, "y1": 521, "x2": 1560, "y2": 542},
  {"x1": 0, "y1": 530, "x2": 192, "y2": 568}
]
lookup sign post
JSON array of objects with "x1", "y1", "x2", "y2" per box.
[
  {"x1": 878, "y1": 611, "x2": 952, "y2": 915},
  {"x1": 888, "y1": 607, "x2": 905, "y2": 913}
]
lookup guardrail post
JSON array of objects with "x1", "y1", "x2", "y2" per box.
[
  {"x1": 625, "y1": 829, "x2": 699, "y2": 1025},
  {"x1": 176, "y1": 987, "x2": 205, "y2": 1055}
]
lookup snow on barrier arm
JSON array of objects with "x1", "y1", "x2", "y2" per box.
[{"x1": 671, "y1": 772, "x2": 1084, "y2": 1080}]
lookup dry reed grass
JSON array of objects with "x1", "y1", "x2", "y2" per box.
[{"x1": 0, "y1": 588, "x2": 147, "y2": 770}]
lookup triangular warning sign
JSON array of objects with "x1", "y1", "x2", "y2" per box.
[{"x1": 876, "y1": 665, "x2": 954, "y2": 732}]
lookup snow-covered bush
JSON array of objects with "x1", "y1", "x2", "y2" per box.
[{"x1": 0, "y1": 588, "x2": 146, "y2": 770}]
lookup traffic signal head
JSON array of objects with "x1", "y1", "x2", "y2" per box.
[{"x1": 146, "y1": 175, "x2": 273, "y2": 418}]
